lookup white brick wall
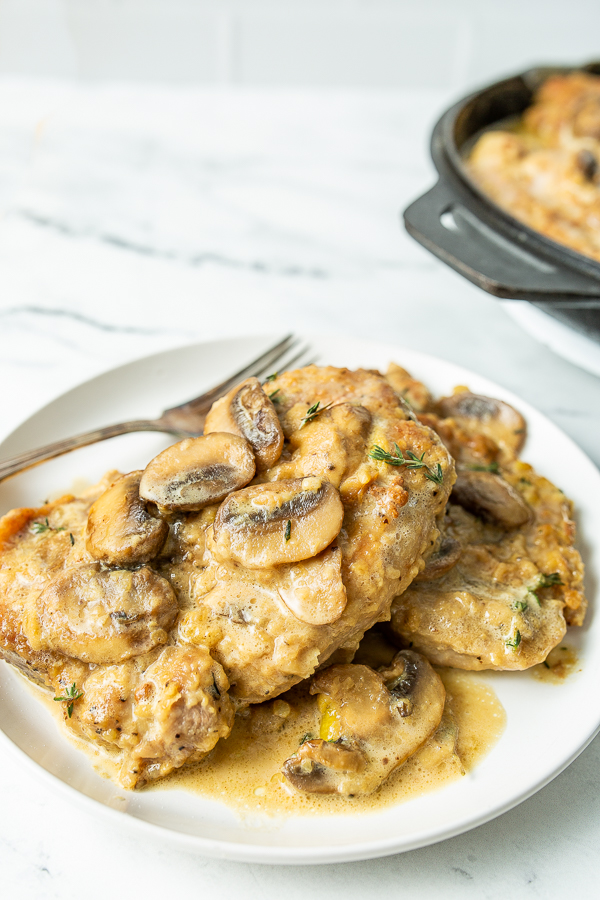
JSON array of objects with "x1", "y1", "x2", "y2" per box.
[{"x1": 0, "y1": 0, "x2": 598, "y2": 90}]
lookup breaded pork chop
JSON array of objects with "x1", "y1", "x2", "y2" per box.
[
  {"x1": 172, "y1": 367, "x2": 455, "y2": 702},
  {"x1": 0, "y1": 480, "x2": 234, "y2": 788},
  {"x1": 387, "y1": 379, "x2": 586, "y2": 670},
  {"x1": 0, "y1": 365, "x2": 454, "y2": 785}
]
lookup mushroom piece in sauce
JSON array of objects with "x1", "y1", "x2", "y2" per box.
[
  {"x1": 204, "y1": 376, "x2": 284, "y2": 471},
  {"x1": 437, "y1": 391, "x2": 526, "y2": 457},
  {"x1": 282, "y1": 650, "x2": 445, "y2": 796},
  {"x1": 211, "y1": 475, "x2": 344, "y2": 568},
  {"x1": 278, "y1": 546, "x2": 347, "y2": 625},
  {"x1": 414, "y1": 534, "x2": 462, "y2": 582},
  {"x1": 451, "y1": 469, "x2": 531, "y2": 530},
  {"x1": 139, "y1": 432, "x2": 255, "y2": 511},
  {"x1": 27, "y1": 564, "x2": 179, "y2": 664},
  {"x1": 86, "y1": 471, "x2": 169, "y2": 566}
]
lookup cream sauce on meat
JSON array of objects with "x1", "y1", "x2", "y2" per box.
[{"x1": 150, "y1": 668, "x2": 506, "y2": 816}]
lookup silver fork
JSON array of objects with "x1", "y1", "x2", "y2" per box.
[{"x1": 0, "y1": 334, "x2": 311, "y2": 483}]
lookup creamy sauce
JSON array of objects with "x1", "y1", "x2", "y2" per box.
[
  {"x1": 150, "y1": 668, "x2": 506, "y2": 816},
  {"x1": 531, "y1": 645, "x2": 580, "y2": 683}
]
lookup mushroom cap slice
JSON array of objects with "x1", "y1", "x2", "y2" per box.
[
  {"x1": 278, "y1": 546, "x2": 347, "y2": 625},
  {"x1": 415, "y1": 535, "x2": 462, "y2": 582},
  {"x1": 452, "y1": 470, "x2": 531, "y2": 529},
  {"x1": 139, "y1": 433, "x2": 255, "y2": 511},
  {"x1": 86, "y1": 471, "x2": 169, "y2": 566},
  {"x1": 204, "y1": 377, "x2": 284, "y2": 471},
  {"x1": 212, "y1": 475, "x2": 344, "y2": 568},
  {"x1": 437, "y1": 392, "x2": 526, "y2": 457},
  {"x1": 27, "y1": 564, "x2": 179, "y2": 664},
  {"x1": 282, "y1": 651, "x2": 445, "y2": 796}
]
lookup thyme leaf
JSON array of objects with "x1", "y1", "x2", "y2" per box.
[
  {"x1": 513, "y1": 599, "x2": 528, "y2": 612},
  {"x1": 369, "y1": 444, "x2": 444, "y2": 485},
  {"x1": 300, "y1": 400, "x2": 334, "y2": 427},
  {"x1": 268, "y1": 388, "x2": 280, "y2": 401},
  {"x1": 69, "y1": 533, "x2": 75, "y2": 546},
  {"x1": 425, "y1": 463, "x2": 444, "y2": 486},
  {"x1": 467, "y1": 461, "x2": 500, "y2": 474},
  {"x1": 285, "y1": 519, "x2": 292, "y2": 542},
  {"x1": 54, "y1": 682, "x2": 84, "y2": 718},
  {"x1": 506, "y1": 630, "x2": 522, "y2": 650},
  {"x1": 539, "y1": 572, "x2": 563, "y2": 588},
  {"x1": 31, "y1": 518, "x2": 65, "y2": 535},
  {"x1": 265, "y1": 372, "x2": 278, "y2": 382}
]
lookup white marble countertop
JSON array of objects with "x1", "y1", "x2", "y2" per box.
[{"x1": 1, "y1": 78, "x2": 600, "y2": 899}]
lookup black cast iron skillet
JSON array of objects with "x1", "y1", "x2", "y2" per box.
[{"x1": 403, "y1": 63, "x2": 600, "y2": 342}]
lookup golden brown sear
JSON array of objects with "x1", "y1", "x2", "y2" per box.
[{"x1": 469, "y1": 72, "x2": 600, "y2": 262}]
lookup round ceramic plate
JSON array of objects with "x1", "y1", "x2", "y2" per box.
[{"x1": 0, "y1": 334, "x2": 598, "y2": 865}]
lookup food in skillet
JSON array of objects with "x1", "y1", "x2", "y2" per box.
[
  {"x1": 0, "y1": 366, "x2": 454, "y2": 790},
  {"x1": 468, "y1": 72, "x2": 600, "y2": 262},
  {"x1": 386, "y1": 371, "x2": 586, "y2": 670}
]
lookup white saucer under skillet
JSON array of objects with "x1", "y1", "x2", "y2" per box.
[{"x1": 503, "y1": 300, "x2": 600, "y2": 377}]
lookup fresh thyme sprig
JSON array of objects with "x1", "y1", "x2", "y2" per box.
[
  {"x1": 300, "y1": 400, "x2": 334, "y2": 428},
  {"x1": 539, "y1": 572, "x2": 563, "y2": 588},
  {"x1": 265, "y1": 372, "x2": 278, "y2": 383},
  {"x1": 467, "y1": 461, "x2": 500, "y2": 474},
  {"x1": 31, "y1": 517, "x2": 65, "y2": 535},
  {"x1": 369, "y1": 443, "x2": 444, "y2": 486},
  {"x1": 506, "y1": 630, "x2": 522, "y2": 650},
  {"x1": 54, "y1": 682, "x2": 84, "y2": 718}
]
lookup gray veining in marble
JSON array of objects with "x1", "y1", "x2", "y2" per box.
[{"x1": 1, "y1": 78, "x2": 599, "y2": 899}]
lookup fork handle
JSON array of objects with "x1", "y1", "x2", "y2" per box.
[{"x1": 0, "y1": 419, "x2": 173, "y2": 483}]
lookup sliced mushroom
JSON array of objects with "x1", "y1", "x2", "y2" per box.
[
  {"x1": 282, "y1": 740, "x2": 365, "y2": 794},
  {"x1": 451, "y1": 469, "x2": 531, "y2": 529},
  {"x1": 577, "y1": 148, "x2": 598, "y2": 182},
  {"x1": 437, "y1": 391, "x2": 526, "y2": 456},
  {"x1": 139, "y1": 432, "x2": 255, "y2": 511},
  {"x1": 86, "y1": 471, "x2": 169, "y2": 566},
  {"x1": 278, "y1": 546, "x2": 347, "y2": 625},
  {"x1": 282, "y1": 650, "x2": 445, "y2": 796},
  {"x1": 415, "y1": 535, "x2": 462, "y2": 582},
  {"x1": 204, "y1": 377, "x2": 284, "y2": 471},
  {"x1": 211, "y1": 475, "x2": 344, "y2": 568},
  {"x1": 27, "y1": 564, "x2": 178, "y2": 664}
]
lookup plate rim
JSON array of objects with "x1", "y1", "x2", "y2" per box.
[{"x1": 1, "y1": 331, "x2": 599, "y2": 865}]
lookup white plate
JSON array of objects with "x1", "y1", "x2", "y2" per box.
[{"x1": 0, "y1": 333, "x2": 599, "y2": 865}]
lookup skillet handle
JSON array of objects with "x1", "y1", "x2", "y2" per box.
[{"x1": 403, "y1": 180, "x2": 600, "y2": 302}]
